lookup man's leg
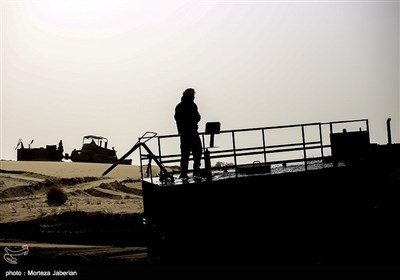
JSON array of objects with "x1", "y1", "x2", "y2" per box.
[
  {"x1": 191, "y1": 133, "x2": 203, "y2": 176},
  {"x1": 180, "y1": 135, "x2": 190, "y2": 178}
]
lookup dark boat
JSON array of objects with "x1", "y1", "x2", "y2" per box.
[{"x1": 105, "y1": 118, "x2": 400, "y2": 266}]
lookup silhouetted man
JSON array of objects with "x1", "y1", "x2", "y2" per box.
[{"x1": 174, "y1": 88, "x2": 202, "y2": 179}]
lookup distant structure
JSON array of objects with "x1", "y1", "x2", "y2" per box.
[{"x1": 16, "y1": 139, "x2": 64, "y2": 161}]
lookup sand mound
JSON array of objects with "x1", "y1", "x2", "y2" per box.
[
  {"x1": 0, "y1": 172, "x2": 101, "y2": 200},
  {"x1": 0, "y1": 178, "x2": 54, "y2": 199},
  {"x1": 1, "y1": 165, "x2": 144, "y2": 223},
  {"x1": 98, "y1": 180, "x2": 142, "y2": 196}
]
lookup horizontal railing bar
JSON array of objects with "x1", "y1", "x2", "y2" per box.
[
  {"x1": 140, "y1": 141, "x2": 326, "y2": 160},
  {"x1": 156, "y1": 145, "x2": 326, "y2": 164},
  {"x1": 211, "y1": 141, "x2": 322, "y2": 155},
  {"x1": 216, "y1": 146, "x2": 322, "y2": 159},
  {"x1": 215, "y1": 122, "x2": 322, "y2": 134},
  {"x1": 141, "y1": 142, "x2": 327, "y2": 162},
  {"x1": 143, "y1": 119, "x2": 368, "y2": 143},
  {"x1": 164, "y1": 156, "x2": 331, "y2": 171},
  {"x1": 142, "y1": 142, "x2": 331, "y2": 162},
  {"x1": 320, "y1": 119, "x2": 368, "y2": 126},
  {"x1": 234, "y1": 156, "x2": 328, "y2": 167},
  {"x1": 208, "y1": 144, "x2": 323, "y2": 157},
  {"x1": 154, "y1": 122, "x2": 325, "y2": 140},
  {"x1": 150, "y1": 156, "x2": 330, "y2": 170}
]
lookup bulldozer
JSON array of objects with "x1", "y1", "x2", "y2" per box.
[{"x1": 65, "y1": 135, "x2": 131, "y2": 164}]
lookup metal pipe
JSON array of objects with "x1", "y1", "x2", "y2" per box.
[
  {"x1": 262, "y1": 129, "x2": 267, "y2": 163},
  {"x1": 232, "y1": 131, "x2": 237, "y2": 177},
  {"x1": 387, "y1": 118, "x2": 392, "y2": 145},
  {"x1": 366, "y1": 119, "x2": 370, "y2": 143},
  {"x1": 318, "y1": 123, "x2": 324, "y2": 160},
  {"x1": 301, "y1": 126, "x2": 307, "y2": 171}
]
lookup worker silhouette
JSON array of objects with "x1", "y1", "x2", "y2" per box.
[
  {"x1": 58, "y1": 140, "x2": 64, "y2": 154},
  {"x1": 174, "y1": 88, "x2": 202, "y2": 179}
]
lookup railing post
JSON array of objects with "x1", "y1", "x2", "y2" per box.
[
  {"x1": 387, "y1": 118, "x2": 392, "y2": 145},
  {"x1": 318, "y1": 123, "x2": 324, "y2": 160},
  {"x1": 232, "y1": 131, "x2": 238, "y2": 177},
  {"x1": 139, "y1": 142, "x2": 144, "y2": 179},
  {"x1": 155, "y1": 137, "x2": 162, "y2": 183},
  {"x1": 366, "y1": 119, "x2": 370, "y2": 143},
  {"x1": 149, "y1": 159, "x2": 153, "y2": 184},
  {"x1": 301, "y1": 125, "x2": 307, "y2": 171},
  {"x1": 157, "y1": 137, "x2": 162, "y2": 166},
  {"x1": 262, "y1": 129, "x2": 267, "y2": 164}
]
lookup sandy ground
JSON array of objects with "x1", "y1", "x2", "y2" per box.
[
  {"x1": 0, "y1": 160, "x2": 146, "y2": 179},
  {"x1": 0, "y1": 160, "x2": 154, "y2": 223},
  {"x1": 0, "y1": 160, "x2": 157, "y2": 269}
]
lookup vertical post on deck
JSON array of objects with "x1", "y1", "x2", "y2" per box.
[
  {"x1": 318, "y1": 123, "x2": 324, "y2": 161},
  {"x1": 232, "y1": 131, "x2": 238, "y2": 177},
  {"x1": 387, "y1": 118, "x2": 392, "y2": 145},
  {"x1": 301, "y1": 125, "x2": 307, "y2": 171},
  {"x1": 262, "y1": 128, "x2": 267, "y2": 164}
]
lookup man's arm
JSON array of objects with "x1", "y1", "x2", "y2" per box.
[
  {"x1": 174, "y1": 104, "x2": 183, "y2": 133},
  {"x1": 194, "y1": 104, "x2": 201, "y2": 124},
  {"x1": 174, "y1": 104, "x2": 179, "y2": 121}
]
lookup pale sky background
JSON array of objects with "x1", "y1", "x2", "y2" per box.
[{"x1": 1, "y1": 0, "x2": 399, "y2": 163}]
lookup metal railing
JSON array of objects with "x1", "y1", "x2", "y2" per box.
[{"x1": 138, "y1": 119, "x2": 369, "y2": 179}]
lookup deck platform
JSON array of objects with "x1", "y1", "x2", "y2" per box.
[
  {"x1": 141, "y1": 159, "x2": 400, "y2": 265},
  {"x1": 135, "y1": 119, "x2": 400, "y2": 265}
]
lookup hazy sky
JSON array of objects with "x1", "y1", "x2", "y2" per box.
[{"x1": 1, "y1": 0, "x2": 399, "y2": 162}]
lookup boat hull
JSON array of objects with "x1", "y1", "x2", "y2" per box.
[{"x1": 142, "y1": 145, "x2": 400, "y2": 265}]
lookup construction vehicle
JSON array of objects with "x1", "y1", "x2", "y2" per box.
[
  {"x1": 16, "y1": 139, "x2": 64, "y2": 161},
  {"x1": 65, "y1": 135, "x2": 131, "y2": 164}
]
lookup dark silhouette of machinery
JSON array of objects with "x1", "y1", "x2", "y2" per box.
[
  {"x1": 102, "y1": 132, "x2": 172, "y2": 181},
  {"x1": 65, "y1": 135, "x2": 131, "y2": 164},
  {"x1": 16, "y1": 139, "x2": 64, "y2": 161}
]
